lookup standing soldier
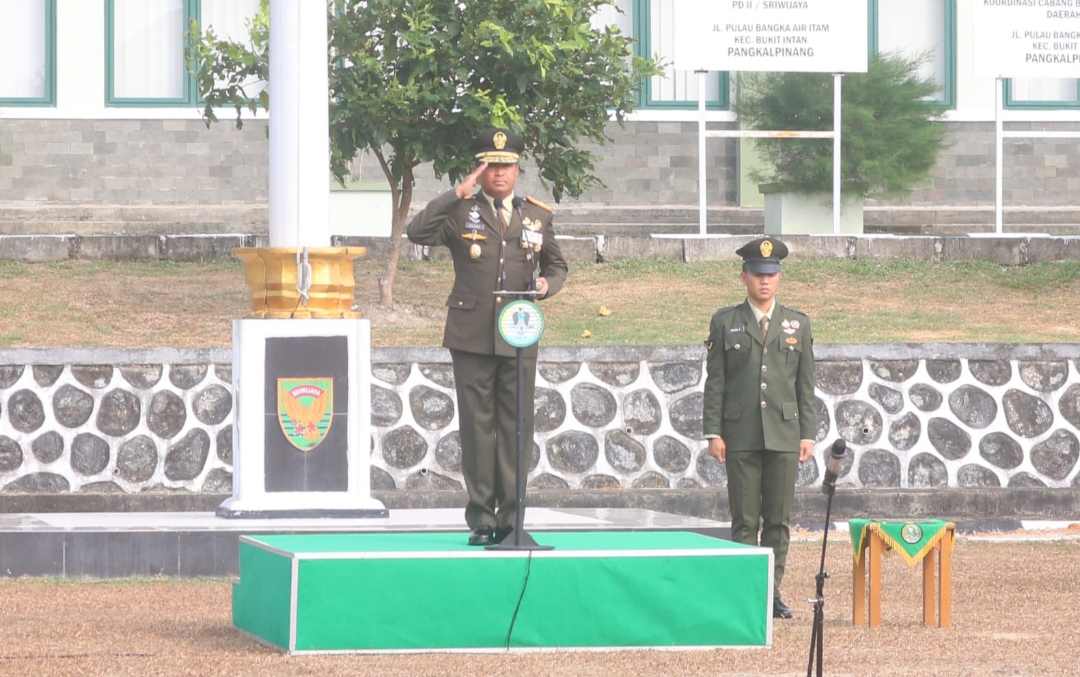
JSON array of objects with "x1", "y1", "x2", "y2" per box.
[
  {"x1": 701, "y1": 237, "x2": 816, "y2": 619},
  {"x1": 407, "y1": 128, "x2": 568, "y2": 546}
]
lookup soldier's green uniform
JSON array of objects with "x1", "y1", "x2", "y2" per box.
[
  {"x1": 701, "y1": 237, "x2": 816, "y2": 611},
  {"x1": 406, "y1": 128, "x2": 568, "y2": 545}
]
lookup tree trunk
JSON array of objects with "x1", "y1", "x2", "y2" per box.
[{"x1": 378, "y1": 166, "x2": 414, "y2": 307}]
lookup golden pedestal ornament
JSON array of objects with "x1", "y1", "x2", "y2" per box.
[{"x1": 233, "y1": 247, "x2": 366, "y2": 319}]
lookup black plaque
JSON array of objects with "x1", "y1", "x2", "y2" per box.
[{"x1": 264, "y1": 336, "x2": 349, "y2": 492}]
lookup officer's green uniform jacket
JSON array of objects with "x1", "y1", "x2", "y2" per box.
[
  {"x1": 406, "y1": 190, "x2": 567, "y2": 358},
  {"x1": 702, "y1": 301, "x2": 816, "y2": 452}
]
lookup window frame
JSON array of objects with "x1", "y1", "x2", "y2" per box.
[
  {"x1": 631, "y1": 0, "x2": 729, "y2": 110},
  {"x1": 105, "y1": 0, "x2": 200, "y2": 107},
  {"x1": 867, "y1": 0, "x2": 957, "y2": 110},
  {"x1": 1004, "y1": 79, "x2": 1080, "y2": 111},
  {"x1": 0, "y1": 0, "x2": 58, "y2": 107}
]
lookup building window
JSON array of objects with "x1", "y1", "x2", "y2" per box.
[
  {"x1": 106, "y1": 0, "x2": 260, "y2": 107},
  {"x1": 594, "y1": 0, "x2": 728, "y2": 110},
  {"x1": 0, "y1": 0, "x2": 57, "y2": 106},
  {"x1": 869, "y1": 0, "x2": 956, "y2": 109},
  {"x1": 1005, "y1": 79, "x2": 1080, "y2": 110}
]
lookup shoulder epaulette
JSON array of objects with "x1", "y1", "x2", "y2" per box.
[
  {"x1": 713, "y1": 304, "x2": 740, "y2": 318},
  {"x1": 784, "y1": 306, "x2": 809, "y2": 319},
  {"x1": 526, "y1": 195, "x2": 553, "y2": 212}
]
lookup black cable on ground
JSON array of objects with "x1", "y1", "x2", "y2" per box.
[{"x1": 503, "y1": 550, "x2": 534, "y2": 650}]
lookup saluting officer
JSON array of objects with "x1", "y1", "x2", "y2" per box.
[
  {"x1": 701, "y1": 236, "x2": 816, "y2": 619},
  {"x1": 406, "y1": 128, "x2": 568, "y2": 546}
]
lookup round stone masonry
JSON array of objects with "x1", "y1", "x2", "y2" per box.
[
  {"x1": 858, "y1": 449, "x2": 901, "y2": 488},
  {"x1": 621, "y1": 389, "x2": 661, "y2": 436},
  {"x1": 928, "y1": 418, "x2": 971, "y2": 460},
  {"x1": 669, "y1": 392, "x2": 704, "y2": 440},
  {"x1": 653, "y1": 435, "x2": 692, "y2": 474},
  {"x1": 908, "y1": 452, "x2": 948, "y2": 488},
  {"x1": 8, "y1": 390, "x2": 45, "y2": 433},
  {"x1": 381, "y1": 426, "x2": 428, "y2": 469},
  {"x1": 958, "y1": 464, "x2": 1001, "y2": 488},
  {"x1": 1002, "y1": 389, "x2": 1054, "y2": 438},
  {"x1": 0, "y1": 436, "x2": 23, "y2": 472},
  {"x1": 868, "y1": 383, "x2": 904, "y2": 415},
  {"x1": 926, "y1": 359, "x2": 961, "y2": 384},
  {"x1": 834, "y1": 401, "x2": 882, "y2": 446},
  {"x1": 538, "y1": 362, "x2": 581, "y2": 384},
  {"x1": 32, "y1": 365, "x2": 63, "y2": 387},
  {"x1": 695, "y1": 450, "x2": 727, "y2": 487},
  {"x1": 1029, "y1": 430, "x2": 1079, "y2": 481},
  {"x1": 979, "y1": 432, "x2": 1024, "y2": 470},
  {"x1": 148, "y1": 391, "x2": 187, "y2": 439},
  {"x1": 0, "y1": 366, "x2": 26, "y2": 389},
  {"x1": 648, "y1": 362, "x2": 701, "y2": 393},
  {"x1": 948, "y1": 386, "x2": 998, "y2": 429},
  {"x1": 570, "y1": 383, "x2": 617, "y2": 428},
  {"x1": 909, "y1": 384, "x2": 943, "y2": 412},
  {"x1": 969, "y1": 360, "x2": 1011, "y2": 387},
  {"x1": 815, "y1": 361, "x2": 862, "y2": 395},
  {"x1": 53, "y1": 385, "x2": 94, "y2": 428},
  {"x1": 533, "y1": 387, "x2": 566, "y2": 433},
  {"x1": 193, "y1": 385, "x2": 232, "y2": 426},
  {"x1": 604, "y1": 430, "x2": 646, "y2": 474},
  {"x1": 588, "y1": 362, "x2": 640, "y2": 388},
  {"x1": 164, "y1": 429, "x2": 210, "y2": 481},
  {"x1": 116, "y1": 435, "x2": 159, "y2": 483},
  {"x1": 120, "y1": 364, "x2": 162, "y2": 389},
  {"x1": 31, "y1": 432, "x2": 64, "y2": 464},
  {"x1": 71, "y1": 433, "x2": 110, "y2": 476},
  {"x1": 1019, "y1": 361, "x2": 1069, "y2": 393},
  {"x1": 371, "y1": 385, "x2": 403, "y2": 428},
  {"x1": 888, "y1": 412, "x2": 921, "y2": 451},
  {"x1": 96, "y1": 389, "x2": 141, "y2": 437},
  {"x1": 869, "y1": 360, "x2": 918, "y2": 383},
  {"x1": 1060, "y1": 384, "x2": 1080, "y2": 428},
  {"x1": 546, "y1": 431, "x2": 599, "y2": 474},
  {"x1": 409, "y1": 385, "x2": 454, "y2": 431}
]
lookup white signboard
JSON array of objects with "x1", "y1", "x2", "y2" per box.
[
  {"x1": 973, "y1": 1, "x2": 1080, "y2": 78},
  {"x1": 671, "y1": 0, "x2": 868, "y2": 73}
]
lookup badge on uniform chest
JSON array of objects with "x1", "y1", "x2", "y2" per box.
[
  {"x1": 463, "y1": 204, "x2": 487, "y2": 259},
  {"x1": 521, "y1": 217, "x2": 543, "y2": 253}
]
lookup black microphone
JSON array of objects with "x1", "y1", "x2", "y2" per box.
[
  {"x1": 821, "y1": 439, "x2": 846, "y2": 496},
  {"x1": 511, "y1": 196, "x2": 524, "y2": 210}
]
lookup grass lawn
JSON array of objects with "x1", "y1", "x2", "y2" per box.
[{"x1": 0, "y1": 257, "x2": 1077, "y2": 348}]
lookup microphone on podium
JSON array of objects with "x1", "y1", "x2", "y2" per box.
[{"x1": 821, "y1": 439, "x2": 846, "y2": 496}]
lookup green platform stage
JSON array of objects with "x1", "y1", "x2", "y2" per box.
[{"x1": 233, "y1": 531, "x2": 773, "y2": 654}]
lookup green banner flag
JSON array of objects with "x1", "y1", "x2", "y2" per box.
[{"x1": 849, "y1": 519, "x2": 954, "y2": 566}]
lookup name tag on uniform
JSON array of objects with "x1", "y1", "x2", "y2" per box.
[
  {"x1": 524, "y1": 230, "x2": 543, "y2": 247},
  {"x1": 729, "y1": 326, "x2": 745, "y2": 333}
]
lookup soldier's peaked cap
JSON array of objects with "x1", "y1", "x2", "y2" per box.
[
  {"x1": 736, "y1": 237, "x2": 788, "y2": 274},
  {"x1": 474, "y1": 127, "x2": 523, "y2": 164}
]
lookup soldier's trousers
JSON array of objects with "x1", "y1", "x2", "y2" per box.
[
  {"x1": 726, "y1": 450, "x2": 799, "y2": 591},
  {"x1": 450, "y1": 350, "x2": 537, "y2": 532}
]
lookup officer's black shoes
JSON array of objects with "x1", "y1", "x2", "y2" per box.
[
  {"x1": 493, "y1": 527, "x2": 513, "y2": 544},
  {"x1": 467, "y1": 528, "x2": 494, "y2": 546},
  {"x1": 773, "y1": 596, "x2": 793, "y2": 619}
]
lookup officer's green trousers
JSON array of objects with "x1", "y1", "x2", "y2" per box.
[{"x1": 726, "y1": 450, "x2": 799, "y2": 591}]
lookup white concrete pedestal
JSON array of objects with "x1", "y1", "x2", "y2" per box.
[{"x1": 217, "y1": 319, "x2": 386, "y2": 518}]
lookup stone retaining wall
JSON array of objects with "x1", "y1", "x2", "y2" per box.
[{"x1": 1, "y1": 345, "x2": 1078, "y2": 495}]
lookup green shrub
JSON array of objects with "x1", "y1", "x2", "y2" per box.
[{"x1": 735, "y1": 53, "x2": 948, "y2": 198}]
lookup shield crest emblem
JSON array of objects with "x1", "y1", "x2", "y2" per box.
[{"x1": 277, "y1": 377, "x2": 334, "y2": 452}]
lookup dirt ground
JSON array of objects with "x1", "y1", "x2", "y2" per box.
[
  {"x1": 1, "y1": 538, "x2": 1078, "y2": 676},
  {"x1": 1, "y1": 257, "x2": 1079, "y2": 347}
]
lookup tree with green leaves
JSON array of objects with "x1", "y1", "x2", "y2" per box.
[
  {"x1": 191, "y1": 0, "x2": 657, "y2": 305},
  {"x1": 734, "y1": 53, "x2": 947, "y2": 198}
]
